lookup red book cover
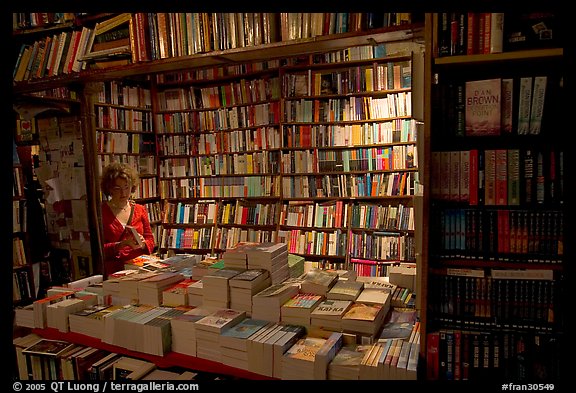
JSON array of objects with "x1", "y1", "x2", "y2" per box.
[
  {"x1": 465, "y1": 78, "x2": 502, "y2": 136},
  {"x1": 466, "y1": 13, "x2": 478, "y2": 55},
  {"x1": 426, "y1": 331, "x2": 440, "y2": 380},
  {"x1": 495, "y1": 149, "x2": 508, "y2": 205}
]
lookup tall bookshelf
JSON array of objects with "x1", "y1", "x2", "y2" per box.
[
  {"x1": 12, "y1": 142, "x2": 35, "y2": 305},
  {"x1": 423, "y1": 12, "x2": 565, "y2": 382},
  {"x1": 278, "y1": 51, "x2": 420, "y2": 276},
  {"x1": 154, "y1": 60, "x2": 282, "y2": 255},
  {"x1": 93, "y1": 79, "x2": 162, "y2": 248},
  {"x1": 12, "y1": 13, "x2": 427, "y2": 379}
]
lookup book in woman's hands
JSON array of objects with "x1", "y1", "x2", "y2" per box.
[{"x1": 125, "y1": 225, "x2": 145, "y2": 248}]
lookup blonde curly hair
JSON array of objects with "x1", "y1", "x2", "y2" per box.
[{"x1": 100, "y1": 162, "x2": 139, "y2": 198}]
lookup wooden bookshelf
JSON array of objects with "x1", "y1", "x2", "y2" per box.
[{"x1": 423, "y1": 12, "x2": 565, "y2": 381}]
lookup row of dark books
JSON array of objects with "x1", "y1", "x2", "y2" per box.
[
  {"x1": 282, "y1": 172, "x2": 418, "y2": 198},
  {"x1": 426, "y1": 329, "x2": 561, "y2": 382},
  {"x1": 430, "y1": 208, "x2": 563, "y2": 264},
  {"x1": 428, "y1": 272, "x2": 559, "y2": 331},
  {"x1": 281, "y1": 145, "x2": 417, "y2": 173},
  {"x1": 349, "y1": 232, "x2": 416, "y2": 263},
  {"x1": 437, "y1": 12, "x2": 560, "y2": 57},
  {"x1": 431, "y1": 148, "x2": 564, "y2": 207}
]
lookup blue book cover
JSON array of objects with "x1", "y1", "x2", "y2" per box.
[{"x1": 221, "y1": 318, "x2": 269, "y2": 339}]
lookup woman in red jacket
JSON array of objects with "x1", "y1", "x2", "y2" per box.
[{"x1": 100, "y1": 162, "x2": 155, "y2": 277}]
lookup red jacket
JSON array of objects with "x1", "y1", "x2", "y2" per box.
[{"x1": 101, "y1": 201, "x2": 155, "y2": 277}]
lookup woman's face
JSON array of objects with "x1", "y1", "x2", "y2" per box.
[{"x1": 109, "y1": 177, "x2": 132, "y2": 202}]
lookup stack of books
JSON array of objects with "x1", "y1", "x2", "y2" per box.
[
  {"x1": 160, "y1": 253, "x2": 201, "y2": 269},
  {"x1": 356, "y1": 275, "x2": 398, "y2": 293},
  {"x1": 300, "y1": 268, "x2": 339, "y2": 296},
  {"x1": 326, "y1": 269, "x2": 358, "y2": 281},
  {"x1": 220, "y1": 318, "x2": 272, "y2": 370},
  {"x1": 326, "y1": 280, "x2": 364, "y2": 301},
  {"x1": 13, "y1": 333, "x2": 42, "y2": 380},
  {"x1": 162, "y1": 278, "x2": 197, "y2": 307},
  {"x1": 186, "y1": 280, "x2": 204, "y2": 306},
  {"x1": 358, "y1": 342, "x2": 385, "y2": 380},
  {"x1": 68, "y1": 304, "x2": 120, "y2": 339},
  {"x1": 138, "y1": 306, "x2": 188, "y2": 356},
  {"x1": 271, "y1": 325, "x2": 307, "y2": 378},
  {"x1": 201, "y1": 268, "x2": 242, "y2": 309},
  {"x1": 21, "y1": 338, "x2": 77, "y2": 380},
  {"x1": 287, "y1": 253, "x2": 305, "y2": 277},
  {"x1": 327, "y1": 344, "x2": 373, "y2": 380},
  {"x1": 103, "y1": 304, "x2": 156, "y2": 349},
  {"x1": 228, "y1": 269, "x2": 271, "y2": 315},
  {"x1": 355, "y1": 287, "x2": 392, "y2": 314},
  {"x1": 251, "y1": 281, "x2": 300, "y2": 323},
  {"x1": 222, "y1": 241, "x2": 260, "y2": 269},
  {"x1": 246, "y1": 322, "x2": 285, "y2": 376},
  {"x1": 379, "y1": 338, "x2": 406, "y2": 379},
  {"x1": 310, "y1": 299, "x2": 353, "y2": 331},
  {"x1": 142, "y1": 369, "x2": 198, "y2": 380},
  {"x1": 281, "y1": 336, "x2": 327, "y2": 380},
  {"x1": 191, "y1": 257, "x2": 220, "y2": 280},
  {"x1": 390, "y1": 286, "x2": 414, "y2": 308},
  {"x1": 46, "y1": 296, "x2": 97, "y2": 332},
  {"x1": 123, "y1": 254, "x2": 163, "y2": 270},
  {"x1": 194, "y1": 308, "x2": 246, "y2": 362},
  {"x1": 32, "y1": 289, "x2": 77, "y2": 328},
  {"x1": 170, "y1": 307, "x2": 212, "y2": 357},
  {"x1": 117, "y1": 271, "x2": 159, "y2": 304},
  {"x1": 280, "y1": 292, "x2": 324, "y2": 327},
  {"x1": 112, "y1": 356, "x2": 156, "y2": 380},
  {"x1": 14, "y1": 303, "x2": 35, "y2": 329},
  {"x1": 88, "y1": 352, "x2": 122, "y2": 380},
  {"x1": 314, "y1": 331, "x2": 344, "y2": 380},
  {"x1": 246, "y1": 242, "x2": 290, "y2": 284},
  {"x1": 341, "y1": 302, "x2": 388, "y2": 337},
  {"x1": 102, "y1": 269, "x2": 138, "y2": 304},
  {"x1": 137, "y1": 272, "x2": 185, "y2": 306}
]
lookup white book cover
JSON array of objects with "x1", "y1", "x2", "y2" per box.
[
  {"x1": 529, "y1": 76, "x2": 547, "y2": 135},
  {"x1": 517, "y1": 77, "x2": 533, "y2": 134}
]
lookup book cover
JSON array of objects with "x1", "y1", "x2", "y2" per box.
[
  {"x1": 125, "y1": 225, "x2": 145, "y2": 248},
  {"x1": 529, "y1": 76, "x2": 547, "y2": 135},
  {"x1": 465, "y1": 78, "x2": 502, "y2": 136},
  {"x1": 326, "y1": 280, "x2": 364, "y2": 301},
  {"x1": 501, "y1": 78, "x2": 514, "y2": 133},
  {"x1": 22, "y1": 339, "x2": 74, "y2": 357},
  {"x1": 342, "y1": 302, "x2": 383, "y2": 322},
  {"x1": 310, "y1": 299, "x2": 353, "y2": 317},
  {"x1": 517, "y1": 77, "x2": 533, "y2": 134}
]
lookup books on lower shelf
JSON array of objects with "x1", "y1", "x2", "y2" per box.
[{"x1": 112, "y1": 356, "x2": 156, "y2": 380}]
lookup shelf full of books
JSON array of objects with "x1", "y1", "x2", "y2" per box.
[
  {"x1": 149, "y1": 45, "x2": 421, "y2": 278},
  {"x1": 424, "y1": 12, "x2": 564, "y2": 382}
]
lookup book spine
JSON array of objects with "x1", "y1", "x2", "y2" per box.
[
  {"x1": 529, "y1": 76, "x2": 547, "y2": 135},
  {"x1": 517, "y1": 77, "x2": 533, "y2": 135},
  {"x1": 489, "y1": 13, "x2": 504, "y2": 54}
]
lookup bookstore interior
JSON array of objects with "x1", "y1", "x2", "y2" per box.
[{"x1": 9, "y1": 11, "x2": 570, "y2": 383}]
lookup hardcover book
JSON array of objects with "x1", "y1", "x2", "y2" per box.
[
  {"x1": 465, "y1": 78, "x2": 502, "y2": 136},
  {"x1": 22, "y1": 339, "x2": 75, "y2": 357}
]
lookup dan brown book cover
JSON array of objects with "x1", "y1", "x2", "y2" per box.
[{"x1": 465, "y1": 78, "x2": 502, "y2": 136}]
